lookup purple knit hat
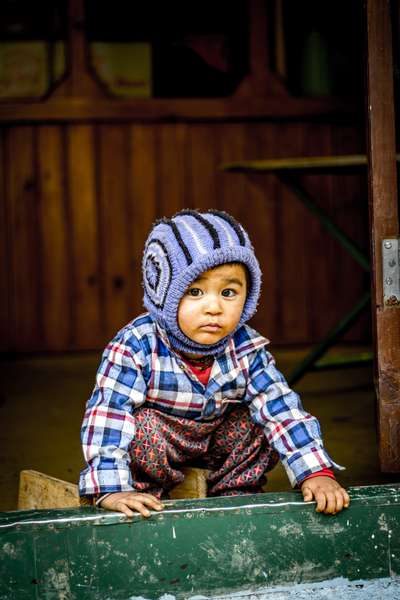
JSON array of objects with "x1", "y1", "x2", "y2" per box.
[{"x1": 142, "y1": 209, "x2": 262, "y2": 356}]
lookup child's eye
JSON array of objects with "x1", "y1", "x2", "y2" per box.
[
  {"x1": 187, "y1": 287, "x2": 203, "y2": 297},
  {"x1": 221, "y1": 288, "x2": 237, "y2": 297}
]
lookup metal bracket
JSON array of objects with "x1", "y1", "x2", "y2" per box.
[{"x1": 382, "y1": 238, "x2": 400, "y2": 306}]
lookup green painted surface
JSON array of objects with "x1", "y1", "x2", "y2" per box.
[{"x1": 1, "y1": 484, "x2": 400, "y2": 600}]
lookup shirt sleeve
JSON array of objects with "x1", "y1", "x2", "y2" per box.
[
  {"x1": 245, "y1": 347, "x2": 344, "y2": 487},
  {"x1": 79, "y1": 337, "x2": 148, "y2": 497}
]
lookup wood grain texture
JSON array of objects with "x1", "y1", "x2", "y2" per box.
[
  {"x1": 1, "y1": 120, "x2": 369, "y2": 351},
  {"x1": 97, "y1": 125, "x2": 132, "y2": 340},
  {"x1": 67, "y1": 125, "x2": 103, "y2": 348},
  {"x1": 129, "y1": 124, "x2": 158, "y2": 317},
  {"x1": 275, "y1": 122, "x2": 309, "y2": 343},
  {"x1": 239, "y1": 122, "x2": 280, "y2": 343},
  {"x1": 6, "y1": 127, "x2": 42, "y2": 350},
  {"x1": 187, "y1": 125, "x2": 218, "y2": 211},
  {"x1": 330, "y1": 123, "x2": 370, "y2": 342},
  {"x1": 366, "y1": 0, "x2": 400, "y2": 472},
  {"x1": 37, "y1": 126, "x2": 70, "y2": 349},
  {"x1": 18, "y1": 470, "x2": 79, "y2": 510},
  {"x1": 0, "y1": 130, "x2": 10, "y2": 350},
  {"x1": 157, "y1": 124, "x2": 188, "y2": 217}
]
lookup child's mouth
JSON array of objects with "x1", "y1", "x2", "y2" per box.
[{"x1": 200, "y1": 323, "x2": 222, "y2": 331}]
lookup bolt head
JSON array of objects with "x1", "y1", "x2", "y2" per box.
[
  {"x1": 384, "y1": 241, "x2": 393, "y2": 249},
  {"x1": 385, "y1": 277, "x2": 393, "y2": 285}
]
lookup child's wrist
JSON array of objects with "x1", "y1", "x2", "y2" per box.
[
  {"x1": 94, "y1": 493, "x2": 113, "y2": 507},
  {"x1": 301, "y1": 468, "x2": 335, "y2": 484}
]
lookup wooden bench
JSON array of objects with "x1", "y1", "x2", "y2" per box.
[{"x1": 18, "y1": 468, "x2": 209, "y2": 510}]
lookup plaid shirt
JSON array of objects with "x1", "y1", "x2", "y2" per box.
[{"x1": 79, "y1": 313, "x2": 342, "y2": 496}]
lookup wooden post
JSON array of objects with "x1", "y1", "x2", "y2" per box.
[
  {"x1": 54, "y1": 0, "x2": 104, "y2": 97},
  {"x1": 366, "y1": 0, "x2": 400, "y2": 471},
  {"x1": 235, "y1": 0, "x2": 287, "y2": 97}
]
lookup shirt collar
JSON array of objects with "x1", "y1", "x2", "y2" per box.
[{"x1": 155, "y1": 320, "x2": 269, "y2": 363}]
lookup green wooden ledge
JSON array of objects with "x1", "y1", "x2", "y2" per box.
[{"x1": 1, "y1": 484, "x2": 399, "y2": 599}]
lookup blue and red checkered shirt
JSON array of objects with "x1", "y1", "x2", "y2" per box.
[{"x1": 79, "y1": 313, "x2": 343, "y2": 496}]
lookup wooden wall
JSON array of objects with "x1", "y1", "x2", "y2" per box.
[{"x1": 0, "y1": 119, "x2": 369, "y2": 352}]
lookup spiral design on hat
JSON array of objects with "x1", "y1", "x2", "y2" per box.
[{"x1": 143, "y1": 238, "x2": 172, "y2": 309}]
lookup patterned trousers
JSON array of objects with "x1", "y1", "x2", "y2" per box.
[{"x1": 129, "y1": 406, "x2": 279, "y2": 498}]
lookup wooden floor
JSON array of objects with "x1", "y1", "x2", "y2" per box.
[{"x1": 0, "y1": 345, "x2": 398, "y2": 512}]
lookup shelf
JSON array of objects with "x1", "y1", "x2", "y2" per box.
[
  {"x1": 221, "y1": 154, "x2": 400, "y2": 173},
  {"x1": 0, "y1": 95, "x2": 356, "y2": 124}
]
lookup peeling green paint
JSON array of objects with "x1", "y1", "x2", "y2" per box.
[{"x1": 0, "y1": 485, "x2": 399, "y2": 600}]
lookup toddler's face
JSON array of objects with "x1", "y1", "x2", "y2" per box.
[{"x1": 177, "y1": 263, "x2": 247, "y2": 349}]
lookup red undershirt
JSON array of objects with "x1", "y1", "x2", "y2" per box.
[{"x1": 180, "y1": 354, "x2": 335, "y2": 483}]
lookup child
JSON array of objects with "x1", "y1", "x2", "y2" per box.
[{"x1": 79, "y1": 209, "x2": 349, "y2": 517}]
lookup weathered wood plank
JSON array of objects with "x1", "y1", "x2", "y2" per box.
[
  {"x1": 6, "y1": 127, "x2": 42, "y2": 350},
  {"x1": 67, "y1": 125, "x2": 103, "y2": 348},
  {"x1": 300, "y1": 124, "x2": 336, "y2": 342},
  {"x1": 217, "y1": 123, "x2": 247, "y2": 213},
  {"x1": 366, "y1": 0, "x2": 400, "y2": 471},
  {"x1": 330, "y1": 124, "x2": 370, "y2": 343},
  {"x1": 276, "y1": 123, "x2": 309, "y2": 343},
  {"x1": 240, "y1": 122, "x2": 280, "y2": 341},
  {"x1": 129, "y1": 125, "x2": 157, "y2": 317},
  {"x1": 37, "y1": 126, "x2": 70, "y2": 349},
  {"x1": 16, "y1": 468, "x2": 207, "y2": 512},
  {"x1": 0, "y1": 130, "x2": 10, "y2": 351},
  {"x1": 157, "y1": 124, "x2": 187, "y2": 217},
  {"x1": 0, "y1": 96, "x2": 355, "y2": 124},
  {"x1": 18, "y1": 470, "x2": 79, "y2": 510},
  {"x1": 188, "y1": 125, "x2": 218, "y2": 211},
  {"x1": 98, "y1": 125, "x2": 132, "y2": 340},
  {"x1": 2, "y1": 485, "x2": 400, "y2": 599}
]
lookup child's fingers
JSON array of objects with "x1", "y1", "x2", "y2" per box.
[
  {"x1": 114, "y1": 501, "x2": 135, "y2": 518},
  {"x1": 343, "y1": 489, "x2": 351, "y2": 508},
  {"x1": 323, "y1": 491, "x2": 338, "y2": 514},
  {"x1": 138, "y1": 494, "x2": 164, "y2": 510},
  {"x1": 313, "y1": 490, "x2": 327, "y2": 513},
  {"x1": 333, "y1": 490, "x2": 344, "y2": 513},
  {"x1": 125, "y1": 499, "x2": 153, "y2": 518},
  {"x1": 301, "y1": 486, "x2": 314, "y2": 502}
]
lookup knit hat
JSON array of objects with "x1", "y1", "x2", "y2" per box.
[{"x1": 142, "y1": 209, "x2": 261, "y2": 356}]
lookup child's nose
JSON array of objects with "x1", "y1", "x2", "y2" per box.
[{"x1": 205, "y1": 295, "x2": 223, "y2": 314}]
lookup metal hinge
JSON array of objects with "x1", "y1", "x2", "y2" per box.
[{"x1": 382, "y1": 238, "x2": 400, "y2": 306}]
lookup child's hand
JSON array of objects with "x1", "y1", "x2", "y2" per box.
[
  {"x1": 99, "y1": 492, "x2": 164, "y2": 518},
  {"x1": 301, "y1": 476, "x2": 350, "y2": 514}
]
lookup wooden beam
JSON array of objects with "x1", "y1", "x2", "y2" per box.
[
  {"x1": 0, "y1": 96, "x2": 355, "y2": 124},
  {"x1": 17, "y1": 468, "x2": 208, "y2": 510},
  {"x1": 18, "y1": 470, "x2": 80, "y2": 510},
  {"x1": 54, "y1": 0, "x2": 104, "y2": 98},
  {"x1": 366, "y1": 0, "x2": 400, "y2": 471}
]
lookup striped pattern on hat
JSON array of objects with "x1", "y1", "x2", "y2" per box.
[{"x1": 142, "y1": 209, "x2": 262, "y2": 356}]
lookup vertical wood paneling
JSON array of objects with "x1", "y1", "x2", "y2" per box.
[
  {"x1": 7, "y1": 127, "x2": 42, "y2": 350},
  {"x1": 1, "y1": 119, "x2": 369, "y2": 352},
  {"x1": 299, "y1": 124, "x2": 336, "y2": 342},
  {"x1": 275, "y1": 123, "x2": 310, "y2": 343},
  {"x1": 157, "y1": 124, "x2": 188, "y2": 217},
  {"x1": 37, "y1": 126, "x2": 70, "y2": 349},
  {"x1": 242, "y1": 123, "x2": 281, "y2": 343},
  {"x1": 188, "y1": 125, "x2": 218, "y2": 211},
  {"x1": 129, "y1": 124, "x2": 158, "y2": 317},
  {"x1": 217, "y1": 123, "x2": 247, "y2": 212},
  {"x1": 67, "y1": 125, "x2": 103, "y2": 348},
  {"x1": 331, "y1": 124, "x2": 370, "y2": 342},
  {"x1": 98, "y1": 125, "x2": 132, "y2": 340},
  {"x1": 0, "y1": 130, "x2": 10, "y2": 350}
]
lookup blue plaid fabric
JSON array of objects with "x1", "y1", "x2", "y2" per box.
[{"x1": 79, "y1": 313, "x2": 343, "y2": 496}]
